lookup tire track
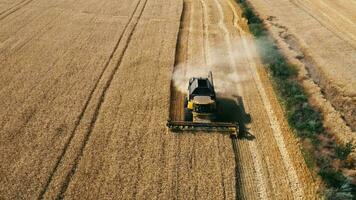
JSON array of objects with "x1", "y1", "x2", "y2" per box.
[
  {"x1": 0, "y1": 0, "x2": 26, "y2": 15},
  {"x1": 238, "y1": 19, "x2": 305, "y2": 200},
  {"x1": 0, "y1": 0, "x2": 28, "y2": 13},
  {"x1": 171, "y1": 0, "x2": 215, "y2": 198},
  {"x1": 225, "y1": 1, "x2": 269, "y2": 198},
  {"x1": 200, "y1": 0, "x2": 209, "y2": 65},
  {"x1": 0, "y1": 0, "x2": 35, "y2": 21},
  {"x1": 229, "y1": 1, "x2": 298, "y2": 199},
  {"x1": 220, "y1": 0, "x2": 304, "y2": 198},
  {"x1": 201, "y1": 0, "x2": 248, "y2": 198},
  {"x1": 231, "y1": 138, "x2": 243, "y2": 200},
  {"x1": 55, "y1": 0, "x2": 149, "y2": 197},
  {"x1": 182, "y1": 0, "x2": 243, "y2": 198},
  {"x1": 188, "y1": 0, "x2": 241, "y2": 198},
  {"x1": 171, "y1": 0, "x2": 302, "y2": 198},
  {"x1": 246, "y1": 140, "x2": 268, "y2": 199},
  {"x1": 37, "y1": 0, "x2": 145, "y2": 198},
  {"x1": 200, "y1": 1, "x2": 229, "y2": 198}
]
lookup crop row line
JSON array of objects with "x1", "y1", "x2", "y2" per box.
[
  {"x1": 37, "y1": 0, "x2": 148, "y2": 198},
  {"x1": 0, "y1": 0, "x2": 35, "y2": 21}
]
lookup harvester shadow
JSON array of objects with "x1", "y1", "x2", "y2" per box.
[
  {"x1": 218, "y1": 95, "x2": 253, "y2": 200},
  {"x1": 216, "y1": 95, "x2": 254, "y2": 140}
]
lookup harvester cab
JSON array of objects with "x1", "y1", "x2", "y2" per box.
[
  {"x1": 167, "y1": 71, "x2": 239, "y2": 137},
  {"x1": 185, "y1": 71, "x2": 217, "y2": 122}
]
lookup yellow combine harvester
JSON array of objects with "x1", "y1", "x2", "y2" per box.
[{"x1": 167, "y1": 72, "x2": 239, "y2": 137}]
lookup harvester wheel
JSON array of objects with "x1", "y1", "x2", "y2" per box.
[{"x1": 184, "y1": 108, "x2": 193, "y2": 121}]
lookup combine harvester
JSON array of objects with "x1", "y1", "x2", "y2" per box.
[{"x1": 167, "y1": 72, "x2": 239, "y2": 137}]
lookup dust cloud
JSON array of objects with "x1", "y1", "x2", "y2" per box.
[{"x1": 172, "y1": 37, "x2": 262, "y2": 95}]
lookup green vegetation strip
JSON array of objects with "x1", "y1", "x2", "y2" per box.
[{"x1": 236, "y1": 0, "x2": 355, "y2": 199}]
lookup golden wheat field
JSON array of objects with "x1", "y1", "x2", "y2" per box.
[
  {"x1": 246, "y1": 0, "x2": 356, "y2": 145},
  {"x1": 1, "y1": 0, "x2": 355, "y2": 199}
]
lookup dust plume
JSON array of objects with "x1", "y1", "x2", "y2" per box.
[{"x1": 172, "y1": 37, "x2": 260, "y2": 95}]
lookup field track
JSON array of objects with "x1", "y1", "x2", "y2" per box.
[
  {"x1": 170, "y1": 0, "x2": 317, "y2": 199},
  {"x1": 1, "y1": 0, "x2": 317, "y2": 199}
]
